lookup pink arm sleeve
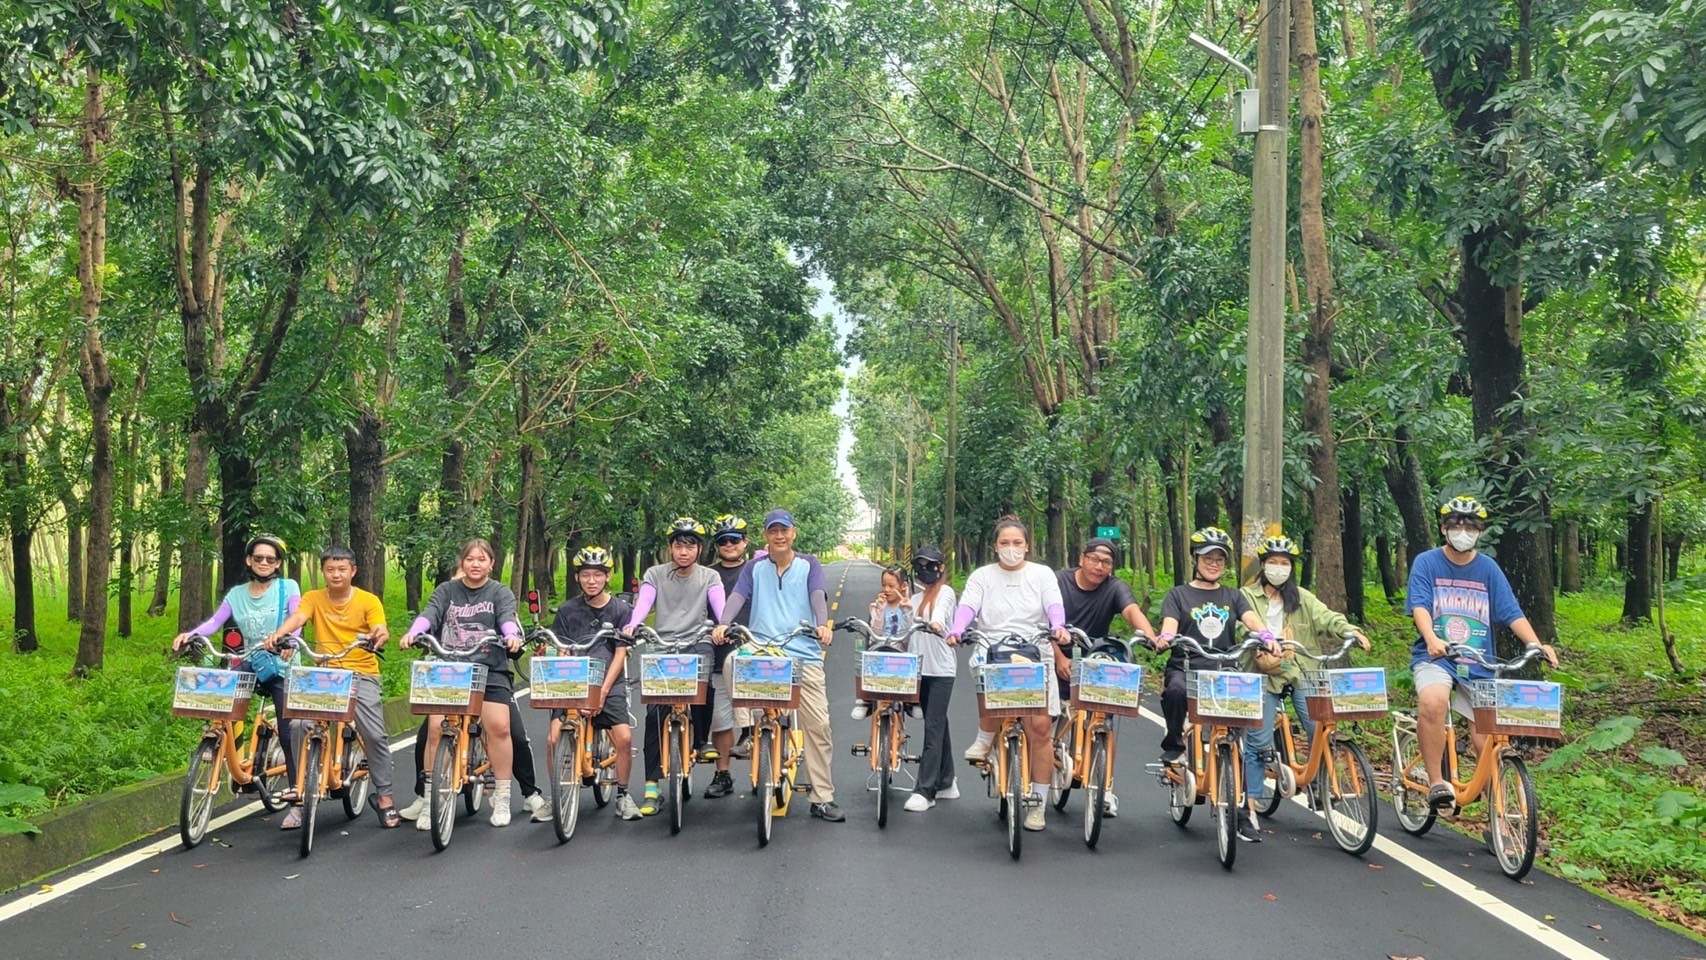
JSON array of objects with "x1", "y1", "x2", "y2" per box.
[
  {"x1": 950, "y1": 604, "x2": 976, "y2": 636},
  {"x1": 1046, "y1": 603, "x2": 1065, "y2": 631},
  {"x1": 625, "y1": 582, "x2": 657, "y2": 630},
  {"x1": 707, "y1": 582, "x2": 726, "y2": 622},
  {"x1": 191, "y1": 600, "x2": 234, "y2": 639},
  {"x1": 408, "y1": 615, "x2": 432, "y2": 637}
]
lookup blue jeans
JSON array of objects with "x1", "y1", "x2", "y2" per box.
[{"x1": 1243, "y1": 687, "x2": 1316, "y2": 800}]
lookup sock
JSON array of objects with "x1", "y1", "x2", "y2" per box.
[
  {"x1": 1032, "y1": 782, "x2": 1048, "y2": 799},
  {"x1": 495, "y1": 779, "x2": 512, "y2": 800},
  {"x1": 974, "y1": 730, "x2": 995, "y2": 747},
  {"x1": 617, "y1": 787, "x2": 628, "y2": 797}
]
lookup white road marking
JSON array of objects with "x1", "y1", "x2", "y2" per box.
[{"x1": 1131, "y1": 705, "x2": 1612, "y2": 960}]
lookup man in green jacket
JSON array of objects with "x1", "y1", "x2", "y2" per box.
[{"x1": 1236, "y1": 536, "x2": 1369, "y2": 842}]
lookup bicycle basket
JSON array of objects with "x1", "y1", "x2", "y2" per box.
[
  {"x1": 1301, "y1": 666, "x2": 1388, "y2": 723},
  {"x1": 1468, "y1": 679, "x2": 1562, "y2": 740},
  {"x1": 529, "y1": 656, "x2": 609, "y2": 712},
  {"x1": 407, "y1": 661, "x2": 488, "y2": 717},
  {"x1": 283, "y1": 665, "x2": 360, "y2": 722},
  {"x1": 172, "y1": 667, "x2": 256, "y2": 722},
  {"x1": 1185, "y1": 669, "x2": 1264, "y2": 728}
]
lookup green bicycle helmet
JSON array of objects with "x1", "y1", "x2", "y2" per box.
[
  {"x1": 1189, "y1": 526, "x2": 1234, "y2": 557},
  {"x1": 1439, "y1": 495, "x2": 1489, "y2": 521},
  {"x1": 246, "y1": 533, "x2": 287, "y2": 558},
  {"x1": 572, "y1": 546, "x2": 613, "y2": 572},
  {"x1": 711, "y1": 514, "x2": 749, "y2": 543},
  {"x1": 1257, "y1": 535, "x2": 1301, "y2": 561},
  {"x1": 665, "y1": 516, "x2": 707, "y2": 543}
]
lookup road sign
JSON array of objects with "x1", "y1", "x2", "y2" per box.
[{"x1": 1094, "y1": 526, "x2": 1121, "y2": 540}]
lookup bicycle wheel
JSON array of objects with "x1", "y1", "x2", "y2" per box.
[
  {"x1": 756, "y1": 726, "x2": 776, "y2": 847},
  {"x1": 1255, "y1": 732, "x2": 1287, "y2": 817},
  {"x1": 1083, "y1": 731, "x2": 1107, "y2": 848},
  {"x1": 590, "y1": 727, "x2": 615, "y2": 808},
  {"x1": 299, "y1": 738, "x2": 323, "y2": 859},
  {"x1": 668, "y1": 717, "x2": 686, "y2": 836},
  {"x1": 430, "y1": 735, "x2": 459, "y2": 851},
  {"x1": 462, "y1": 734, "x2": 488, "y2": 816},
  {"x1": 1390, "y1": 723, "x2": 1437, "y2": 836},
  {"x1": 1050, "y1": 717, "x2": 1074, "y2": 812},
  {"x1": 876, "y1": 710, "x2": 892, "y2": 829},
  {"x1": 552, "y1": 726, "x2": 581, "y2": 844},
  {"x1": 1005, "y1": 730, "x2": 1024, "y2": 861},
  {"x1": 1489, "y1": 754, "x2": 1538, "y2": 880},
  {"x1": 1214, "y1": 742, "x2": 1237, "y2": 870},
  {"x1": 180, "y1": 736, "x2": 221, "y2": 849},
  {"x1": 1322, "y1": 739, "x2": 1377, "y2": 856},
  {"x1": 341, "y1": 734, "x2": 370, "y2": 821},
  {"x1": 255, "y1": 726, "x2": 290, "y2": 812}
]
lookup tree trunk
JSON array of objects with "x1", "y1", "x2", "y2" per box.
[
  {"x1": 1622, "y1": 499, "x2": 1653, "y2": 624},
  {"x1": 437, "y1": 226, "x2": 474, "y2": 585},
  {"x1": 1161, "y1": 450, "x2": 1187, "y2": 586},
  {"x1": 1663, "y1": 532, "x2": 1681, "y2": 583},
  {"x1": 490, "y1": 496, "x2": 507, "y2": 584},
  {"x1": 1375, "y1": 534, "x2": 1400, "y2": 602},
  {"x1": 1045, "y1": 473, "x2": 1067, "y2": 568},
  {"x1": 177, "y1": 429, "x2": 210, "y2": 631},
  {"x1": 148, "y1": 457, "x2": 174, "y2": 617},
  {"x1": 1383, "y1": 426, "x2": 1433, "y2": 564},
  {"x1": 73, "y1": 68, "x2": 113, "y2": 676},
  {"x1": 1559, "y1": 520, "x2": 1582, "y2": 594},
  {"x1": 4, "y1": 443, "x2": 36, "y2": 651},
  {"x1": 1341, "y1": 483, "x2": 1365, "y2": 622},
  {"x1": 64, "y1": 504, "x2": 83, "y2": 622},
  {"x1": 217, "y1": 451, "x2": 259, "y2": 593},
  {"x1": 117, "y1": 410, "x2": 139, "y2": 638},
  {"x1": 1294, "y1": 0, "x2": 1348, "y2": 612},
  {"x1": 528, "y1": 486, "x2": 551, "y2": 601},
  {"x1": 346, "y1": 409, "x2": 385, "y2": 594},
  {"x1": 513, "y1": 443, "x2": 537, "y2": 600}
]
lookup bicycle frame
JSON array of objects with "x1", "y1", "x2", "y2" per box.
[{"x1": 1393, "y1": 710, "x2": 1512, "y2": 809}]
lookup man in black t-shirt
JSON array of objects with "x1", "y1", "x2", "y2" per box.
[{"x1": 699, "y1": 514, "x2": 755, "y2": 797}]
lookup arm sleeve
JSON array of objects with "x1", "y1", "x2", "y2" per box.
[
  {"x1": 950, "y1": 604, "x2": 977, "y2": 636},
  {"x1": 1307, "y1": 591, "x2": 1354, "y2": 638},
  {"x1": 1045, "y1": 603, "x2": 1066, "y2": 630},
  {"x1": 1039, "y1": 568, "x2": 1066, "y2": 629},
  {"x1": 805, "y1": 555, "x2": 826, "y2": 593},
  {"x1": 625, "y1": 581, "x2": 657, "y2": 629},
  {"x1": 811, "y1": 590, "x2": 828, "y2": 626},
  {"x1": 285, "y1": 592, "x2": 300, "y2": 619},
  {"x1": 1113, "y1": 578, "x2": 1137, "y2": 609},
  {"x1": 1488, "y1": 563, "x2": 1526, "y2": 627},
  {"x1": 496, "y1": 588, "x2": 521, "y2": 637},
  {"x1": 707, "y1": 581, "x2": 726, "y2": 622},
  {"x1": 191, "y1": 599, "x2": 234, "y2": 639},
  {"x1": 409, "y1": 615, "x2": 432, "y2": 637},
  {"x1": 720, "y1": 593, "x2": 747, "y2": 626},
  {"x1": 607, "y1": 600, "x2": 635, "y2": 641},
  {"x1": 417, "y1": 583, "x2": 449, "y2": 633},
  {"x1": 731, "y1": 560, "x2": 756, "y2": 602},
  {"x1": 1228, "y1": 588, "x2": 1253, "y2": 620}
]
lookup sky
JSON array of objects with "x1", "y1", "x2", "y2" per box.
[{"x1": 811, "y1": 273, "x2": 875, "y2": 534}]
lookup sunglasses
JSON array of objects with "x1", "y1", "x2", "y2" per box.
[{"x1": 249, "y1": 554, "x2": 280, "y2": 564}]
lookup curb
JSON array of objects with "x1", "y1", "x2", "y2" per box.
[{"x1": 0, "y1": 697, "x2": 420, "y2": 894}]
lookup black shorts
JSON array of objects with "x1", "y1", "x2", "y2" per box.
[
  {"x1": 483, "y1": 670, "x2": 515, "y2": 706},
  {"x1": 552, "y1": 683, "x2": 630, "y2": 731}
]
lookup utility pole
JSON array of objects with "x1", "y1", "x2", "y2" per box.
[
  {"x1": 944, "y1": 315, "x2": 958, "y2": 575},
  {"x1": 887, "y1": 456, "x2": 898, "y2": 560},
  {"x1": 904, "y1": 416, "x2": 916, "y2": 559}
]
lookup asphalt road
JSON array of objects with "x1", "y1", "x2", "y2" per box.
[{"x1": 1, "y1": 560, "x2": 1698, "y2": 960}]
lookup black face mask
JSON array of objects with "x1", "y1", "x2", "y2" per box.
[
  {"x1": 250, "y1": 565, "x2": 279, "y2": 583},
  {"x1": 913, "y1": 565, "x2": 943, "y2": 585}
]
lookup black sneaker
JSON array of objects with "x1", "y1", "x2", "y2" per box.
[
  {"x1": 810, "y1": 801, "x2": 846, "y2": 822},
  {"x1": 731, "y1": 731, "x2": 753, "y2": 759},
  {"x1": 703, "y1": 771, "x2": 734, "y2": 799},
  {"x1": 1160, "y1": 747, "x2": 1185, "y2": 765},
  {"x1": 1236, "y1": 811, "x2": 1263, "y2": 843}
]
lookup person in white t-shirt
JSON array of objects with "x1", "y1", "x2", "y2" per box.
[{"x1": 945, "y1": 518, "x2": 1071, "y2": 832}]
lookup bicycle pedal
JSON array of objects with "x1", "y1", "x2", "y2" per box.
[{"x1": 851, "y1": 745, "x2": 869, "y2": 756}]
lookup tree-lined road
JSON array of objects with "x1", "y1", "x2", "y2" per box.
[{"x1": 1, "y1": 562, "x2": 1696, "y2": 960}]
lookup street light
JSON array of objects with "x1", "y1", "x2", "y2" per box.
[{"x1": 1187, "y1": 32, "x2": 1261, "y2": 135}]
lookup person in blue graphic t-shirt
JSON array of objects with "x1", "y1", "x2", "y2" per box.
[{"x1": 1409, "y1": 496, "x2": 1558, "y2": 812}]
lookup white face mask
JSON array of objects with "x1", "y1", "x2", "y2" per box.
[
  {"x1": 1263, "y1": 563, "x2": 1291, "y2": 586},
  {"x1": 1447, "y1": 530, "x2": 1480, "y2": 552},
  {"x1": 997, "y1": 546, "x2": 1026, "y2": 567}
]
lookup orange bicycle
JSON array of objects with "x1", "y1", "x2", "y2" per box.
[
  {"x1": 724, "y1": 623, "x2": 812, "y2": 848},
  {"x1": 171, "y1": 637, "x2": 291, "y2": 848},
  {"x1": 276, "y1": 635, "x2": 378, "y2": 858},
  {"x1": 964, "y1": 629, "x2": 1054, "y2": 860},
  {"x1": 1050, "y1": 629, "x2": 1153, "y2": 848},
  {"x1": 408, "y1": 633, "x2": 501, "y2": 851},
  {"x1": 527, "y1": 621, "x2": 626, "y2": 844},
  {"x1": 843, "y1": 617, "x2": 921, "y2": 829},
  {"x1": 634, "y1": 624, "x2": 713, "y2": 835}
]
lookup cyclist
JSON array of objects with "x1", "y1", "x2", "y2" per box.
[
  {"x1": 623, "y1": 517, "x2": 726, "y2": 816},
  {"x1": 1410, "y1": 496, "x2": 1558, "y2": 811},
  {"x1": 948, "y1": 517, "x2": 1071, "y2": 832},
  {"x1": 543, "y1": 546, "x2": 639, "y2": 820},
  {"x1": 1155, "y1": 527, "x2": 1279, "y2": 772},
  {"x1": 850, "y1": 564, "x2": 914, "y2": 721},
  {"x1": 174, "y1": 533, "x2": 302, "y2": 800},
  {"x1": 703, "y1": 513, "x2": 753, "y2": 792},
  {"x1": 714, "y1": 508, "x2": 843, "y2": 822},
  {"x1": 1054, "y1": 536, "x2": 1157, "y2": 819},
  {"x1": 902, "y1": 545, "x2": 959, "y2": 813},
  {"x1": 261, "y1": 545, "x2": 397, "y2": 829},
  {"x1": 400, "y1": 538, "x2": 527, "y2": 828},
  {"x1": 1236, "y1": 534, "x2": 1369, "y2": 842}
]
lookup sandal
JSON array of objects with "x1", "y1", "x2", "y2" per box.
[
  {"x1": 1428, "y1": 781, "x2": 1456, "y2": 810},
  {"x1": 280, "y1": 806, "x2": 304, "y2": 830},
  {"x1": 376, "y1": 805, "x2": 400, "y2": 829}
]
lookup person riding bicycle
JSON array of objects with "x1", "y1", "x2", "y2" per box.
[
  {"x1": 902, "y1": 545, "x2": 959, "y2": 813},
  {"x1": 260, "y1": 545, "x2": 397, "y2": 830},
  {"x1": 545, "y1": 546, "x2": 639, "y2": 820},
  {"x1": 1236, "y1": 534, "x2": 1369, "y2": 842},
  {"x1": 948, "y1": 517, "x2": 1071, "y2": 832},
  {"x1": 1409, "y1": 496, "x2": 1558, "y2": 811},
  {"x1": 1054, "y1": 536, "x2": 1158, "y2": 820},
  {"x1": 1155, "y1": 527, "x2": 1278, "y2": 773},
  {"x1": 399, "y1": 538, "x2": 528, "y2": 829},
  {"x1": 702, "y1": 513, "x2": 754, "y2": 785},
  {"x1": 623, "y1": 517, "x2": 726, "y2": 816},
  {"x1": 713, "y1": 508, "x2": 843, "y2": 822},
  {"x1": 174, "y1": 533, "x2": 303, "y2": 802}
]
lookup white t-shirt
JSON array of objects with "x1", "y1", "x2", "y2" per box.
[
  {"x1": 960, "y1": 562, "x2": 1062, "y2": 661},
  {"x1": 907, "y1": 584, "x2": 959, "y2": 677}
]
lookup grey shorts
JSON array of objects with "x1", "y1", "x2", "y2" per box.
[
  {"x1": 1412, "y1": 662, "x2": 1475, "y2": 718},
  {"x1": 709, "y1": 672, "x2": 736, "y2": 734}
]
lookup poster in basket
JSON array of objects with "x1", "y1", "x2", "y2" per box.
[
  {"x1": 531, "y1": 656, "x2": 593, "y2": 701},
  {"x1": 731, "y1": 655, "x2": 795, "y2": 701},
  {"x1": 173, "y1": 667, "x2": 244, "y2": 712},
  {"x1": 980, "y1": 663, "x2": 1048, "y2": 709},
  {"x1": 1494, "y1": 680, "x2": 1562, "y2": 729},
  {"x1": 860, "y1": 652, "x2": 922, "y2": 696},
  {"x1": 1327, "y1": 667, "x2": 1388, "y2": 713},
  {"x1": 641, "y1": 654, "x2": 702, "y2": 697},
  {"x1": 409, "y1": 661, "x2": 480, "y2": 708},
  {"x1": 1195, "y1": 671, "x2": 1263, "y2": 720},
  {"x1": 1075, "y1": 660, "x2": 1143, "y2": 709},
  {"x1": 287, "y1": 666, "x2": 355, "y2": 712}
]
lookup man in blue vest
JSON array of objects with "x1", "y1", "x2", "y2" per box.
[{"x1": 714, "y1": 509, "x2": 842, "y2": 822}]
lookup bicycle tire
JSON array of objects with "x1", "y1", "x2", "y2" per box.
[
  {"x1": 1215, "y1": 742, "x2": 1237, "y2": 870},
  {"x1": 341, "y1": 734, "x2": 369, "y2": 821},
  {"x1": 1084, "y1": 731, "x2": 1107, "y2": 848},
  {"x1": 1490, "y1": 754, "x2": 1538, "y2": 880},
  {"x1": 252, "y1": 725, "x2": 289, "y2": 812},
  {"x1": 1323, "y1": 739, "x2": 1378, "y2": 856},
  {"x1": 299, "y1": 738, "x2": 323, "y2": 859},
  {"x1": 180, "y1": 736, "x2": 220, "y2": 849},
  {"x1": 1255, "y1": 732, "x2": 1287, "y2": 817},
  {"x1": 756, "y1": 726, "x2": 776, "y2": 847},
  {"x1": 668, "y1": 717, "x2": 686, "y2": 836},
  {"x1": 430, "y1": 735, "x2": 458, "y2": 851},
  {"x1": 1390, "y1": 723, "x2": 1437, "y2": 836},
  {"x1": 591, "y1": 727, "x2": 615, "y2": 808},
  {"x1": 1005, "y1": 730, "x2": 1024, "y2": 860},
  {"x1": 552, "y1": 726, "x2": 580, "y2": 844},
  {"x1": 1167, "y1": 750, "x2": 1194, "y2": 827},
  {"x1": 877, "y1": 711, "x2": 892, "y2": 829},
  {"x1": 1050, "y1": 719, "x2": 1073, "y2": 812},
  {"x1": 462, "y1": 735, "x2": 488, "y2": 816}
]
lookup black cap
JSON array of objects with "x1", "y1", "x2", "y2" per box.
[
  {"x1": 1083, "y1": 537, "x2": 1118, "y2": 561},
  {"x1": 912, "y1": 544, "x2": 944, "y2": 564}
]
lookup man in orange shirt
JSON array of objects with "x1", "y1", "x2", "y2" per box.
[{"x1": 264, "y1": 546, "x2": 399, "y2": 828}]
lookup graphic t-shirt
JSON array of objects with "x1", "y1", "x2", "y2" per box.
[
  {"x1": 1160, "y1": 583, "x2": 1253, "y2": 671},
  {"x1": 419, "y1": 579, "x2": 521, "y2": 675},
  {"x1": 550, "y1": 594, "x2": 636, "y2": 670},
  {"x1": 198, "y1": 579, "x2": 301, "y2": 654},
  {"x1": 1406, "y1": 548, "x2": 1526, "y2": 679},
  {"x1": 298, "y1": 588, "x2": 388, "y2": 676},
  {"x1": 1056, "y1": 568, "x2": 1137, "y2": 657}
]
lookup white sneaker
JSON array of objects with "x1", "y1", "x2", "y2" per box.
[
  {"x1": 616, "y1": 793, "x2": 643, "y2": 821},
  {"x1": 963, "y1": 740, "x2": 993, "y2": 763},
  {"x1": 1024, "y1": 805, "x2": 1046, "y2": 831},
  {"x1": 489, "y1": 794, "x2": 511, "y2": 827},
  {"x1": 904, "y1": 793, "x2": 934, "y2": 812},
  {"x1": 1103, "y1": 791, "x2": 1120, "y2": 818},
  {"x1": 850, "y1": 702, "x2": 869, "y2": 720},
  {"x1": 397, "y1": 796, "x2": 426, "y2": 821},
  {"x1": 523, "y1": 792, "x2": 547, "y2": 818},
  {"x1": 415, "y1": 809, "x2": 431, "y2": 831},
  {"x1": 936, "y1": 779, "x2": 961, "y2": 800}
]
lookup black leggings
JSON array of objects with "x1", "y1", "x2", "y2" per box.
[
  {"x1": 255, "y1": 675, "x2": 298, "y2": 786},
  {"x1": 1160, "y1": 666, "x2": 1190, "y2": 754},
  {"x1": 914, "y1": 675, "x2": 955, "y2": 798},
  {"x1": 412, "y1": 699, "x2": 539, "y2": 798}
]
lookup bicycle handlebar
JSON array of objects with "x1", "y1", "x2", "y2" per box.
[
  {"x1": 1275, "y1": 635, "x2": 1363, "y2": 663},
  {"x1": 633, "y1": 621, "x2": 713, "y2": 651},
  {"x1": 409, "y1": 632, "x2": 504, "y2": 660},
  {"x1": 280, "y1": 634, "x2": 377, "y2": 664},
  {"x1": 1165, "y1": 634, "x2": 1268, "y2": 663},
  {"x1": 179, "y1": 634, "x2": 247, "y2": 665},
  {"x1": 527, "y1": 625, "x2": 616, "y2": 656},
  {"x1": 1062, "y1": 628, "x2": 1161, "y2": 658},
  {"x1": 1448, "y1": 643, "x2": 1549, "y2": 676},
  {"x1": 842, "y1": 616, "x2": 910, "y2": 652}
]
